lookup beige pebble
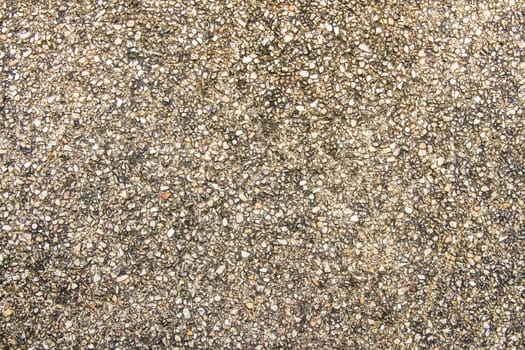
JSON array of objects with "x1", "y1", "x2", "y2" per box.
[{"x1": 116, "y1": 274, "x2": 129, "y2": 282}]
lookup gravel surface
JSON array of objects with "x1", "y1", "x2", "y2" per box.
[{"x1": 1, "y1": 1, "x2": 525, "y2": 349}]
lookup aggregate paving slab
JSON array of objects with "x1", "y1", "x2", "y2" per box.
[{"x1": 1, "y1": 1, "x2": 524, "y2": 349}]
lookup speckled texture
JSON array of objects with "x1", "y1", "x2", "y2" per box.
[{"x1": 1, "y1": 1, "x2": 524, "y2": 349}]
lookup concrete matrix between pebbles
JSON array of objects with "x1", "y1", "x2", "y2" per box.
[{"x1": 1, "y1": 0, "x2": 524, "y2": 349}]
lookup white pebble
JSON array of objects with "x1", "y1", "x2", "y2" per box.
[
  {"x1": 235, "y1": 213, "x2": 243, "y2": 223},
  {"x1": 277, "y1": 239, "x2": 288, "y2": 245},
  {"x1": 358, "y1": 43, "x2": 370, "y2": 52},
  {"x1": 19, "y1": 31, "x2": 31, "y2": 39},
  {"x1": 216, "y1": 265, "x2": 226, "y2": 274},
  {"x1": 283, "y1": 34, "x2": 294, "y2": 43}
]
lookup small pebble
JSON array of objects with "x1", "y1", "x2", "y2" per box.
[
  {"x1": 3, "y1": 309, "x2": 14, "y2": 317},
  {"x1": 358, "y1": 43, "x2": 370, "y2": 52},
  {"x1": 116, "y1": 274, "x2": 129, "y2": 282}
]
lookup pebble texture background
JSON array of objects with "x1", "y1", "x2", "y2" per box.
[{"x1": 1, "y1": 0, "x2": 525, "y2": 348}]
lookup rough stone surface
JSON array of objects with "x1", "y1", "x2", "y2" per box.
[{"x1": 1, "y1": 1, "x2": 524, "y2": 349}]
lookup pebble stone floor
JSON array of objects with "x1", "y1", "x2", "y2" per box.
[{"x1": 1, "y1": 1, "x2": 525, "y2": 349}]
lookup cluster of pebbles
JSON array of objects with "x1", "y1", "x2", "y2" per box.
[{"x1": 1, "y1": 0, "x2": 524, "y2": 348}]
